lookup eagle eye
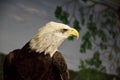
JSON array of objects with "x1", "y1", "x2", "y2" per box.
[{"x1": 60, "y1": 29, "x2": 68, "y2": 33}]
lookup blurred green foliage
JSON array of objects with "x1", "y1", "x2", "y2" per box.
[
  {"x1": 79, "y1": 52, "x2": 106, "y2": 72},
  {"x1": 55, "y1": 6, "x2": 69, "y2": 24},
  {"x1": 73, "y1": 69, "x2": 120, "y2": 80}
]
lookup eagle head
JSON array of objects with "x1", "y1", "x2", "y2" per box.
[{"x1": 30, "y1": 21, "x2": 79, "y2": 57}]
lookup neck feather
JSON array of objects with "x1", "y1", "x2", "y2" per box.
[{"x1": 29, "y1": 32, "x2": 65, "y2": 57}]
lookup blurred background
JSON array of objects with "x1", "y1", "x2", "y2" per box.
[{"x1": 0, "y1": 0, "x2": 120, "y2": 80}]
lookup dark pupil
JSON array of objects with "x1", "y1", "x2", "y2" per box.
[{"x1": 61, "y1": 29, "x2": 68, "y2": 33}]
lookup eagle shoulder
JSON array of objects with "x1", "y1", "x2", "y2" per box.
[
  {"x1": 52, "y1": 51, "x2": 70, "y2": 80},
  {"x1": 3, "y1": 49, "x2": 20, "y2": 80}
]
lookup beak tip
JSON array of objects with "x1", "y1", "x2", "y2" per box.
[
  {"x1": 71, "y1": 28, "x2": 79, "y2": 39},
  {"x1": 76, "y1": 34, "x2": 79, "y2": 40}
]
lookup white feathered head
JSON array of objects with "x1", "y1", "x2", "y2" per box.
[{"x1": 30, "y1": 21, "x2": 79, "y2": 57}]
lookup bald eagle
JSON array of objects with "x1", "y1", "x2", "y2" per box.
[{"x1": 3, "y1": 21, "x2": 79, "y2": 80}]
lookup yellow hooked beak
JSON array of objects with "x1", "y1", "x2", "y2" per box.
[{"x1": 68, "y1": 28, "x2": 79, "y2": 39}]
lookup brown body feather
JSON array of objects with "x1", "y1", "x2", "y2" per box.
[{"x1": 3, "y1": 42, "x2": 70, "y2": 80}]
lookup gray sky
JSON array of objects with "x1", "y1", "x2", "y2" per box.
[{"x1": 0, "y1": 0, "x2": 84, "y2": 71}]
